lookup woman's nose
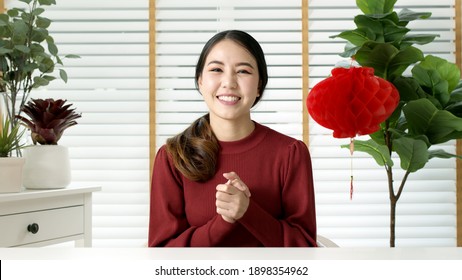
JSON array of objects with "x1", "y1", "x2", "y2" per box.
[{"x1": 222, "y1": 73, "x2": 237, "y2": 88}]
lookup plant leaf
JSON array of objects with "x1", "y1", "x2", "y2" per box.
[
  {"x1": 354, "y1": 42, "x2": 398, "y2": 78},
  {"x1": 428, "y1": 149, "x2": 462, "y2": 160},
  {"x1": 0, "y1": 118, "x2": 27, "y2": 157},
  {"x1": 36, "y1": 16, "x2": 51, "y2": 28},
  {"x1": 392, "y1": 76, "x2": 428, "y2": 102},
  {"x1": 32, "y1": 8, "x2": 45, "y2": 17},
  {"x1": 341, "y1": 139, "x2": 393, "y2": 167},
  {"x1": 404, "y1": 98, "x2": 462, "y2": 144},
  {"x1": 65, "y1": 54, "x2": 80, "y2": 59},
  {"x1": 355, "y1": 42, "x2": 423, "y2": 80},
  {"x1": 38, "y1": 0, "x2": 57, "y2": 6},
  {"x1": 14, "y1": 45, "x2": 30, "y2": 53},
  {"x1": 0, "y1": 47, "x2": 13, "y2": 55},
  {"x1": 386, "y1": 45, "x2": 423, "y2": 79},
  {"x1": 331, "y1": 28, "x2": 375, "y2": 47},
  {"x1": 59, "y1": 69, "x2": 68, "y2": 83},
  {"x1": 393, "y1": 137, "x2": 429, "y2": 172},
  {"x1": 446, "y1": 83, "x2": 462, "y2": 117},
  {"x1": 0, "y1": 14, "x2": 9, "y2": 25},
  {"x1": 412, "y1": 55, "x2": 461, "y2": 106},
  {"x1": 356, "y1": 0, "x2": 397, "y2": 14},
  {"x1": 397, "y1": 8, "x2": 432, "y2": 22},
  {"x1": 47, "y1": 40, "x2": 58, "y2": 56},
  {"x1": 32, "y1": 76, "x2": 50, "y2": 87},
  {"x1": 401, "y1": 34, "x2": 437, "y2": 46}
]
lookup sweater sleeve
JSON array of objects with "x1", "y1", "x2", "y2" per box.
[
  {"x1": 148, "y1": 146, "x2": 237, "y2": 247},
  {"x1": 237, "y1": 140, "x2": 317, "y2": 247}
]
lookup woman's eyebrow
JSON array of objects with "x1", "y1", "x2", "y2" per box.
[
  {"x1": 236, "y1": 62, "x2": 255, "y2": 69},
  {"x1": 207, "y1": 60, "x2": 255, "y2": 69},
  {"x1": 207, "y1": 60, "x2": 224, "y2": 66}
]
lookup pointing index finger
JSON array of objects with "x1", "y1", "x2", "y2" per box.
[{"x1": 223, "y1": 172, "x2": 251, "y2": 197}]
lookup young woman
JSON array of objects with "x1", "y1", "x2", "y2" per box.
[{"x1": 149, "y1": 30, "x2": 317, "y2": 247}]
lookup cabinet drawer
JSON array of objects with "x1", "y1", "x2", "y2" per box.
[{"x1": 0, "y1": 206, "x2": 84, "y2": 247}]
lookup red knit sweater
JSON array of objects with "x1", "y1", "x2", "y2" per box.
[{"x1": 148, "y1": 122, "x2": 317, "y2": 247}]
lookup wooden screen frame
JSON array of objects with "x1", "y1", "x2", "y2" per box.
[
  {"x1": 149, "y1": 0, "x2": 156, "y2": 181},
  {"x1": 455, "y1": 0, "x2": 462, "y2": 247},
  {"x1": 302, "y1": 0, "x2": 310, "y2": 146}
]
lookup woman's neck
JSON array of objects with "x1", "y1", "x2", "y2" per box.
[{"x1": 210, "y1": 116, "x2": 255, "y2": 142}]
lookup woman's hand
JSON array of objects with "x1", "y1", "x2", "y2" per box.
[{"x1": 216, "y1": 172, "x2": 251, "y2": 223}]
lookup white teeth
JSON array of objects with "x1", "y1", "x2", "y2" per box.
[{"x1": 218, "y1": 96, "x2": 240, "y2": 102}]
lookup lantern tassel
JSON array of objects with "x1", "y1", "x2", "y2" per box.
[{"x1": 350, "y1": 138, "x2": 354, "y2": 200}]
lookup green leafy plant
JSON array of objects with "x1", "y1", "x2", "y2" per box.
[
  {"x1": 0, "y1": 117, "x2": 27, "y2": 157},
  {"x1": 330, "y1": 0, "x2": 462, "y2": 246},
  {"x1": 16, "y1": 98, "x2": 81, "y2": 145},
  {"x1": 0, "y1": 0, "x2": 78, "y2": 148}
]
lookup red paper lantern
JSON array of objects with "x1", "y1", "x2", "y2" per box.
[{"x1": 307, "y1": 66, "x2": 400, "y2": 138}]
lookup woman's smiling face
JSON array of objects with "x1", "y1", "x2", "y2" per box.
[{"x1": 198, "y1": 39, "x2": 260, "y2": 124}]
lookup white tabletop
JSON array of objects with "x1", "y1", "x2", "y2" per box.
[
  {"x1": 0, "y1": 185, "x2": 101, "y2": 202},
  {"x1": 1, "y1": 247, "x2": 461, "y2": 260}
]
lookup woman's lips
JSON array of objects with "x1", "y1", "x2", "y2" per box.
[{"x1": 217, "y1": 95, "x2": 241, "y2": 104}]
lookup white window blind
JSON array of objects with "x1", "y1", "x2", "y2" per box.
[
  {"x1": 309, "y1": 0, "x2": 457, "y2": 247},
  {"x1": 5, "y1": 0, "x2": 151, "y2": 247}
]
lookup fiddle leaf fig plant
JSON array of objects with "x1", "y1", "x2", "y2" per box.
[
  {"x1": 0, "y1": 0, "x2": 79, "y2": 147},
  {"x1": 330, "y1": 0, "x2": 462, "y2": 246},
  {"x1": 16, "y1": 98, "x2": 81, "y2": 145}
]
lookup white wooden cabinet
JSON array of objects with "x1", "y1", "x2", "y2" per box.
[{"x1": 0, "y1": 186, "x2": 101, "y2": 247}]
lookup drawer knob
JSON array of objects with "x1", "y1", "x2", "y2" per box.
[{"x1": 27, "y1": 223, "x2": 40, "y2": 234}]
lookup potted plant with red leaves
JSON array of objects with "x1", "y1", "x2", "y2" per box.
[{"x1": 16, "y1": 98, "x2": 81, "y2": 189}]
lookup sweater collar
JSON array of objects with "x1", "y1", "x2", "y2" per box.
[{"x1": 218, "y1": 122, "x2": 268, "y2": 155}]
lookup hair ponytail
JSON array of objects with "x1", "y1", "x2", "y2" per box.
[{"x1": 166, "y1": 114, "x2": 219, "y2": 182}]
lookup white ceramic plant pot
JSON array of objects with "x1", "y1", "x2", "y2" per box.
[
  {"x1": 23, "y1": 145, "x2": 71, "y2": 189},
  {"x1": 0, "y1": 157, "x2": 25, "y2": 193}
]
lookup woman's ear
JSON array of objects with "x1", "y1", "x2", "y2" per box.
[
  {"x1": 197, "y1": 76, "x2": 204, "y2": 95},
  {"x1": 257, "y1": 80, "x2": 262, "y2": 96}
]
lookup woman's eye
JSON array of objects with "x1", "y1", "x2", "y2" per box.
[
  {"x1": 238, "y1": 69, "x2": 251, "y2": 74},
  {"x1": 210, "y1": 68, "x2": 222, "y2": 72}
]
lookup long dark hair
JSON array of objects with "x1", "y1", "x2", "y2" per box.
[{"x1": 166, "y1": 30, "x2": 268, "y2": 181}]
